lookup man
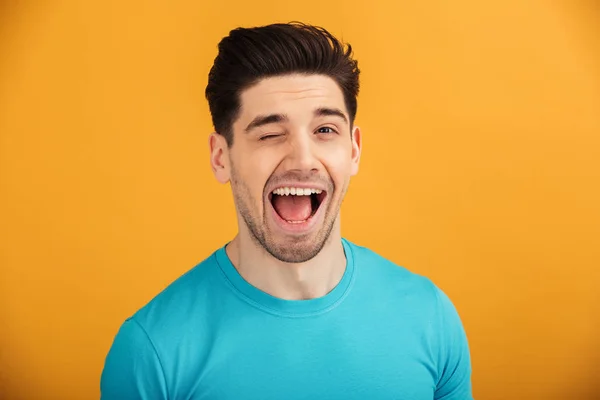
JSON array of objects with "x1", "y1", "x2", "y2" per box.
[{"x1": 100, "y1": 22, "x2": 473, "y2": 399}]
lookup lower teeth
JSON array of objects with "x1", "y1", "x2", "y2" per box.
[{"x1": 286, "y1": 219, "x2": 307, "y2": 224}]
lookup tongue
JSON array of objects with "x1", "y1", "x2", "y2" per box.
[{"x1": 272, "y1": 195, "x2": 312, "y2": 221}]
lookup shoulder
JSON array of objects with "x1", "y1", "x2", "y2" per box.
[
  {"x1": 345, "y1": 238, "x2": 441, "y2": 301},
  {"x1": 345, "y1": 238, "x2": 467, "y2": 335},
  {"x1": 128, "y1": 249, "x2": 223, "y2": 340},
  {"x1": 344, "y1": 239, "x2": 473, "y2": 398},
  {"x1": 101, "y1": 249, "x2": 225, "y2": 398}
]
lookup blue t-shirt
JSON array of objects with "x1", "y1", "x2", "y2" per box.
[{"x1": 101, "y1": 239, "x2": 473, "y2": 399}]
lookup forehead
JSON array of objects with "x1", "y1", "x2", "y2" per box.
[{"x1": 237, "y1": 74, "x2": 347, "y2": 120}]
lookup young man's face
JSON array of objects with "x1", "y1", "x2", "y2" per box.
[{"x1": 211, "y1": 74, "x2": 361, "y2": 263}]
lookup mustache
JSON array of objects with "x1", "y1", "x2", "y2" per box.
[{"x1": 265, "y1": 171, "x2": 333, "y2": 189}]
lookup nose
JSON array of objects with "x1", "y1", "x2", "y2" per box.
[{"x1": 282, "y1": 131, "x2": 320, "y2": 173}]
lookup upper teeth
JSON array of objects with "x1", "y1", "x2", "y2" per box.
[{"x1": 272, "y1": 187, "x2": 323, "y2": 196}]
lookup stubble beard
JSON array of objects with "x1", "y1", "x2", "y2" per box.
[{"x1": 230, "y1": 165, "x2": 345, "y2": 264}]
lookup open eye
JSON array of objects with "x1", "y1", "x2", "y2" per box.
[{"x1": 316, "y1": 126, "x2": 337, "y2": 135}]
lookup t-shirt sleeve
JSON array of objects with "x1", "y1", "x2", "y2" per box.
[
  {"x1": 433, "y1": 286, "x2": 474, "y2": 400},
  {"x1": 100, "y1": 318, "x2": 169, "y2": 400}
]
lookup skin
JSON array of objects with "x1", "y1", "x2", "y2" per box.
[{"x1": 209, "y1": 74, "x2": 362, "y2": 300}]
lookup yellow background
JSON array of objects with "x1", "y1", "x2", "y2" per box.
[{"x1": 1, "y1": 1, "x2": 599, "y2": 398}]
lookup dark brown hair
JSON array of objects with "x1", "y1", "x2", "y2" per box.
[{"x1": 205, "y1": 22, "x2": 360, "y2": 147}]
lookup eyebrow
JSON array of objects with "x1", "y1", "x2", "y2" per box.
[
  {"x1": 244, "y1": 107, "x2": 349, "y2": 133},
  {"x1": 314, "y1": 107, "x2": 348, "y2": 124},
  {"x1": 244, "y1": 113, "x2": 289, "y2": 133}
]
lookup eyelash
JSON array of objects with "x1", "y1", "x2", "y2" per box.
[
  {"x1": 317, "y1": 126, "x2": 337, "y2": 134},
  {"x1": 259, "y1": 134, "x2": 281, "y2": 141},
  {"x1": 259, "y1": 127, "x2": 338, "y2": 141}
]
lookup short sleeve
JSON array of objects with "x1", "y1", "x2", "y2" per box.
[
  {"x1": 433, "y1": 287, "x2": 474, "y2": 400},
  {"x1": 100, "y1": 318, "x2": 169, "y2": 400}
]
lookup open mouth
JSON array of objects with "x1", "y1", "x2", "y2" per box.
[{"x1": 268, "y1": 187, "x2": 327, "y2": 224}]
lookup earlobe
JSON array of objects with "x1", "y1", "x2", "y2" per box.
[
  {"x1": 208, "y1": 132, "x2": 230, "y2": 184},
  {"x1": 350, "y1": 126, "x2": 362, "y2": 176}
]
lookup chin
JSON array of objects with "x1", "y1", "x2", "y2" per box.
[
  {"x1": 263, "y1": 227, "x2": 334, "y2": 264},
  {"x1": 265, "y1": 244, "x2": 323, "y2": 264}
]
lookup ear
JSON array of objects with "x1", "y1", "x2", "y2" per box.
[
  {"x1": 208, "y1": 132, "x2": 230, "y2": 184},
  {"x1": 350, "y1": 125, "x2": 362, "y2": 176}
]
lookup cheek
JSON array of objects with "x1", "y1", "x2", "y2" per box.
[
  {"x1": 321, "y1": 147, "x2": 354, "y2": 185},
  {"x1": 237, "y1": 150, "x2": 279, "y2": 199}
]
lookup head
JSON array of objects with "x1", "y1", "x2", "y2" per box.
[{"x1": 206, "y1": 22, "x2": 362, "y2": 263}]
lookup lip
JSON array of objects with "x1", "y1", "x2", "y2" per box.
[{"x1": 266, "y1": 190, "x2": 328, "y2": 235}]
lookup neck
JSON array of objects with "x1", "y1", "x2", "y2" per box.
[{"x1": 225, "y1": 222, "x2": 347, "y2": 301}]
